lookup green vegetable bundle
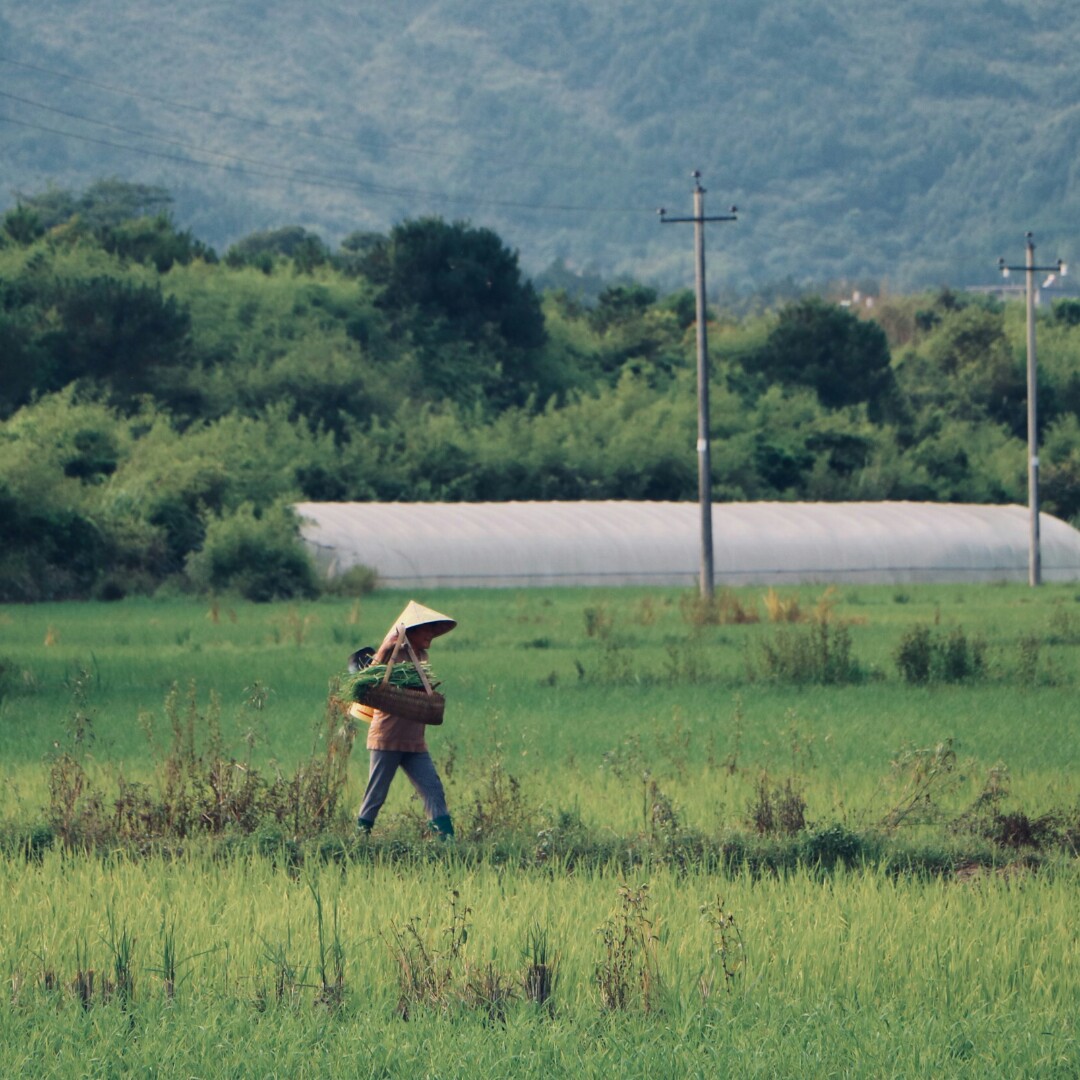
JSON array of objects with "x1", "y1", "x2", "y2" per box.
[{"x1": 338, "y1": 662, "x2": 438, "y2": 702}]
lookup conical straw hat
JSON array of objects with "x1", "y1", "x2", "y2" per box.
[{"x1": 391, "y1": 600, "x2": 457, "y2": 638}]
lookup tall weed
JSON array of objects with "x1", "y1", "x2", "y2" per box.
[
  {"x1": 754, "y1": 600, "x2": 860, "y2": 685},
  {"x1": 894, "y1": 623, "x2": 986, "y2": 684},
  {"x1": 680, "y1": 589, "x2": 760, "y2": 626},
  {"x1": 48, "y1": 679, "x2": 361, "y2": 846},
  {"x1": 595, "y1": 884, "x2": 662, "y2": 1012}
]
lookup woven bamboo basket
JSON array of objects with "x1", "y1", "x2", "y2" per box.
[
  {"x1": 358, "y1": 683, "x2": 445, "y2": 725},
  {"x1": 355, "y1": 629, "x2": 445, "y2": 724}
]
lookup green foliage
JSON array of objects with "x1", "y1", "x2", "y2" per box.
[
  {"x1": 98, "y1": 213, "x2": 216, "y2": 272},
  {"x1": 801, "y1": 823, "x2": 868, "y2": 868},
  {"x1": 3, "y1": 189, "x2": 1080, "y2": 598},
  {"x1": 894, "y1": 623, "x2": 987, "y2": 684},
  {"x1": 361, "y1": 217, "x2": 548, "y2": 408},
  {"x1": 225, "y1": 226, "x2": 329, "y2": 273},
  {"x1": 902, "y1": 303, "x2": 1024, "y2": 436},
  {"x1": 741, "y1": 298, "x2": 895, "y2": 418},
  {"x1": 0, "y1": 309, "x2": 47, "y2": 417},
  {"x1": 1039, "y1": 416, "x2": 1080, "y2": 524},
  {"x1": 11, "y1": 4, "x2": 1080, "y2": 299},
  {"x1": 0, "y1": 383, "x2": 348, "y2": 597},
  {"x1": 14, "y1": 178, "x2": 173, "y2": 232},
  {"x1": 1, "y1": 203, "x2": 45, "y2": 245},
  {"x1": 41, "y1": 275, "x2": 193, "y2": 400},
  {"x1": 161, "y1": 261, "x2": 399, "y2": 429},
  {"x1": 321, "y1": 564, "x2": 379, "y2": 597},
  {"x1": 0, "y1": 493, "x2": 111, "y2": 601},
  {"x1": 363, "y1": 217, "x2": 545, "y2": 349},
  {"x1": 589, "y1": 283, "x2": 658, "y2": 333},
  {"x1": 0, "y1": 244, "x2": 194, "y2": 413},
  {"x1": 0, "y1": 391, "x2": 130, "y2": 600},
  {"x1": 753, "y1": 599, "x2": 862, "y2": 686},
  {"x1": 184, "y1": 503, "x2": 319, "y2": 602}
]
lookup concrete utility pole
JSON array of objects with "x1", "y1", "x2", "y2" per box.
[
  {"x1": 660, "y1": 173, "x2": 737, "y2": 599},
  {"x1": 999, "y1": 234, "x2": 1067, "y2": 587}
]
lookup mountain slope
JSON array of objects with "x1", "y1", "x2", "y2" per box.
[{"x1": 2, "y1": 0, "x2": 1079, "y2": 291}]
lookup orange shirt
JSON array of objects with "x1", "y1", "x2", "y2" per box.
[
  {"x1": 364, "y1": 644, "x2": 432, "y2": 752},
  {"x1": 365, "y1": 703, "x2": 429, "y2": 752}
]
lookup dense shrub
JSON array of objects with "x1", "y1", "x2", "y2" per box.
[
  {"x1": 894, "y1": 623, "x2": 987, "y2": 684},
  {"x1": 184, "y1": 504, "x2": 319, "y2": 602},
  {"x1": 0, "y1": 656, "x2": 21, "y2": 703},
  {"x1": 801, "y1": 824, "x2": 870, "y2": 868},
  {"x1": 0, "y1": 485, "x2": 112, "y2": 601},
  {"x1": 754, "y1": 609, "x2": 862, "y2": 685},
  {"x1": 321, "y1": 563, "x2": 379, "y2": 597}
]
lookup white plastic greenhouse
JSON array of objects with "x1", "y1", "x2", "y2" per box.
[{"x1": 295, "y1": 501, "x2": 1080, "y2": 588}]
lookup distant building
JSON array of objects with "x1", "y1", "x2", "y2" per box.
[{"x1": 965, "y1": 280, "x2": 1077, "y2": 306}]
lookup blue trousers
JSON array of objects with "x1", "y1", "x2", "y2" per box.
[{"x1": 358, "y1": 750, "x2": 448, "y2": 824}]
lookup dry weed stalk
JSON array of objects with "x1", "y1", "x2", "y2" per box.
[
  {"x1": 385, "y1": 890, "x2": 470, "y2": 1019},
  {"x1": 763, "y1": 588, "x2": 803, "y2": 623},
  {"x1": 595, "y1": 884, "x2": 662, "y2": 1012},
  {"x1": 698, "y1": 896, "x2": 744, "y2": 1000}
]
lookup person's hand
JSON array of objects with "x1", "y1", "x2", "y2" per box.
[{"x1": 375, "y1": 627, "x2": 400, "y2": 662}]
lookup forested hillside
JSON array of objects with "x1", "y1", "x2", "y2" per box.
[
  {"x1": 2, "y1": 0, "x2": 1080, "y2": 291},
  {"x1": 3, "y1": 188, "x2": 1080, "y2": 601}
]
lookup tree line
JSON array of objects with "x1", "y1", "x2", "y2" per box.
[{"x1": 2, "y1": 181, "x2": 1080, "y2": 601}]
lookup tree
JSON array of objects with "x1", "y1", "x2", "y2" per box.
[
  {"x1": 99, "y1": 214, "x2": 217, "y2": 272},
  {"x1": 1, "y1": 204, "x2": 45, "y2": 246},
  {"x1": 897, "y1": 305, "x2": 1024, "y2": 438},
  {"x1": 225, "y1": 226, "x2": 329, "y2": 272},
  {"x1": 1052, "y1": 298, "x2": 1080, "y2": 327},
  {"x1": 0, "y1": 313, "x2": 46, "y2": 417},
  {"x1": 589, "y1": 283, "x2": 658, "y2": 333},
  {"x1": 40, "y1": 277, "x2": 193, "y2": 401},
  {"x1": 361, "y1": 217, "x2": 548, "y2": 406},
  {"x1": 743, "y1": 298, "x2": 894, "y2": 417},
  {"x1": 363, "y1": 217, "x2": 546, "y2": 350},
  {"x1": 335, "y1": 230, "x2": 385, "y2": 276},
  {"x1": 581, "y1": 283, "x2": 688, "y2": 385},
  {"x1": 14, "y1": 179, "x2": 173, "y2": 232},
  {"x1": 7, "y1": 181, "x2": 213, "y2": 271}
]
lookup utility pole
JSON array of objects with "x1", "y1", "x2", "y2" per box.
[
  {"x1": 999, "y1": 234, "x2": 1067, "y2": 587},
  {"x1": 660, "y1": 172, "x2": 737, "y2": 599}
]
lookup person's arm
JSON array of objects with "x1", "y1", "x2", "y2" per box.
[{"x1": 373, "y1": 626, "x2": 400, "y2": 664}]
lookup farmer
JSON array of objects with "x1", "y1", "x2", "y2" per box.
[{"x1": 356, "y1": 600, "x2": 457, "y2": 838}]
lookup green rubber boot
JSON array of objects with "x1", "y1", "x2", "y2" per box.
[
  {"x1": 429, "y1": 814, "x2": 455, "y2": 839},
  {"x1": 357, "y1": 817, "x2": 374, "y2": 835}
]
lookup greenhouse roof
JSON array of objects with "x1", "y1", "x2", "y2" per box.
[{"x1": 295, "y1": 501, "x2": 1080, "y2": 588}]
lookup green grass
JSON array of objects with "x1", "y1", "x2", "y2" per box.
[
  {"x1": 0, "y1": 852, "x2": 1077, "y2": 1077},
  {"x1": 1, "y1": 584, "x2": 1077, "y2": 824},
  {"x1": 0, "y1": 585, "x2": 1078, "y2": 1075}
]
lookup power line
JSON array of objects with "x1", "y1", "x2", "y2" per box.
[
  {"x1": 0, "y1": 111, "x2": 351, "y2": 192},
  {"x1": 0, "y1": 107, "x2": 648, "y2": 216},
  {"x1": 0, "y1": 90, "x2": 468, "y2": 204},
  {"x1": 0, "y1": 89, "x2": 369, "y2": 179},
  {"x1": 0, "y1": 54, "x2": 608, "y2": 178}
]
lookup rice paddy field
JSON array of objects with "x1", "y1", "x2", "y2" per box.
[{"x1": 0, "y1": 584, "x2": 1078, "y2": 1077}]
